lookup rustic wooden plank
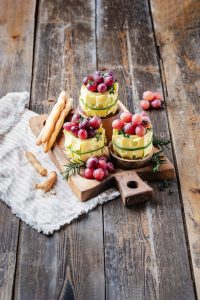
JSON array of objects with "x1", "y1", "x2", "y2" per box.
[
  {"x1": 96, "y1": 0, "x2": 196, "y2": 299},
  {"x1": 150, "y1": 0, "x2": 200, "y2": 297},
  {"x1": 14, "y1": 1, "x2": 105, "y2": 300},
  {"x1": 0, "y1": 1, "x2": 36, "y2": 299}
]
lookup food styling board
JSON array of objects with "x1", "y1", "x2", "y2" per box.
[{"x1": 30, "y1": 102, "x2": 175, "y2": 206}]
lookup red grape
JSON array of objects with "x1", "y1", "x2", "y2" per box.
[
  {"x1": 97, "y1": 83, "x2": 107, "y2": 93},
  {"x1": 132, "y1": 114, "x2": 143, "y2": 126},
  {"x1": 120, "y1": 112, "x2": 132, "y2": 123},
  {"x1": 153, "y1": 91, "x2": 162, "y2": 100},
  {"x1": 143, "y1": 90, "x2": 154, "y2": 101},
  {"x1": 71, "y1": 113, "x2": 81, "y2": 123},
  {"x1": 135, "y1": 125, "x2": 146, "y2": 137},
  {"x1": 87, "y1": 81, "x2": 98, "y2": 92},
  {"x1": 86, "y1": 157, "x2": 98, "y2": 169},
  {"x1": 87, "y1": 128, "x2": 96, "y2": 139},
  {"x1": 63, "y1": 122, "x2": 72, "y2": 131},
  {"x1": 93, "y1": 74, "x2": 104, "y2": 84},
  {"x1": 78, "y1": 129, "x2": 88, "y2": 140},
  {"x1": 106, "y1": 162, "x2": 114, "y2": 172},
  {"x1": 71, "y1": 126, "x2": 79, "y2": 137},
  {"x1": 84, "y1": 168, "x2": 94, "y2": 179},
  {"x1": 124, "y1": 123, "x2": 135, "y2": 135},
  {"x1": 79, "y1": 119, "x2": 90, "y2": 130},
  {"x1": 89, "y1": 116, "x2": 101, "y2": 129},
  {"x1": 141, "y1": 116, "x2": 151, "y2": 128},
  {"x1": 112, "y1": 119, "x2": 124, "y2": 130},
  {"x1": 151, "y1": 99, "x2": 161, "y2": 108},
  {"x1": 93, "y1": 168, "x2": 105, "y2": 181},
  {"x1": 93, "y1": 71, "x2": 101, "y2": 76},
  {"x1": 98, "y1": 159, "x2": 107, "y2": 170},
  {"x1": 98, "y1": 155, "x2": 107, "y2": 162},
  {"x1": 83, "y1": 76, "x2": 88, "y2": 85},
  {"x1": 87, "y1": 75, "x2": 94, "y2": 81},
  {"x1": 140, "y1": 100, "x2": 150, "y2": 110},
  {"x1": 104, "y1": 75, "x2": 114, "y2": 87}
]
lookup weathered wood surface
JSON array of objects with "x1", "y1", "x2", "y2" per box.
[
  {"x1": 97, "y1": 0, "x2": 195, "y2": 299},
  {"x1": 150, "y1": 0, "x2": 200, "y2": 297},
  {"x1": 13, "y1": 1, "x2": 105, "y2": 300},
  {"x1": 0, "y1": 1, "x2": 36, "y2": 300}
]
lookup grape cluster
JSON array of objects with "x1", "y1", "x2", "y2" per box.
[
  {"x1": 140, "y1": 91, "x2": 162, "y2": 110},
  {"x1": 83, "y1": 70, "x2": 115, "y2": 93},
  {"x1": 84, "y1": 156, "x2": 114, "y2": 181},
  {"x1": 63, "y1": 114, "x2": 101, "y2": 140},
  {"x1": 112, "y1": 112, "x2": 151, "y2": 137}
]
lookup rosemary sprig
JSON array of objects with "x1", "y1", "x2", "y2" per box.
[
  {"x1": 151, "y1": 150, "x2": 166, "y2": 173},
  {"x1": 95, "y1": 132, "x2": 103, "y2": 142},
  {"x1": 62, "y1": 159, "x2": 86, "y2": 180},
  {"x1": 153, "y1": 136, "x2": 171, "y2": 150},
  {"x1": 109, "y1": 84, "x2": 115, "y2": 94}
]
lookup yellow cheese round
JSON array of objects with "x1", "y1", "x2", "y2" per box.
[
  {"x1": 79, "y1": 82, "x2": 119, "y2": 117},
  {"x1": 64, "y1": 126, "x2": 106, "y2": 161},
  {"x1": 112, "y1": 129, "x2": 153, "y2": 160}
]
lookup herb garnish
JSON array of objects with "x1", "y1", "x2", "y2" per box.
[{"x1": 62, "y1": 159, "x2": 86, "y2": 180}]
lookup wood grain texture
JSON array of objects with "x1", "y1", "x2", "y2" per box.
[
  {"x1": 0, "y1": 1, "x2": 36, "y2": 299},
  {"x1": 96, "y1": 0, "x2": 195, "y2": 299},
  {"x1": 14, "y1": 1, "x2": 105, "y2": 300},
  {"x1": 150, "y1": 0, "x2": 200, "y2": 297}
]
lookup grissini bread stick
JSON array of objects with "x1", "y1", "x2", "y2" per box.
[
  {"x1": 43, "y1": 98, "x2": 73, "y2": 153},
  {"x1": 25, "y1": 152, "x2": 47, "y2": 176},
  {"x1": 35, "y1": 171, "x2": 57, "y2": 192},
  {"x1": 41, "y1": 91, "x2": 67, "y2": 144},
  {"x1": 36, "y1": 126, "x2": 45, "y2": 146}
]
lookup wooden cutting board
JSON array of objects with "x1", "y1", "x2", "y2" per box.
[{"x1": 29, "y1": 109, "x2": 175, "y2": 206}]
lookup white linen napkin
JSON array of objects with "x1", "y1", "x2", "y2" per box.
[{"x1": 0, "y1": 92, "x2": 119, "y2": 234}]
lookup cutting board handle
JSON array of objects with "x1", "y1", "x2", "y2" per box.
[{"x1": 114, "y1": 170, "x2": 153, "y2": 206}]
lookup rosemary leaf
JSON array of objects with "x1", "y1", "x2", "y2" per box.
[{"x1": 62, "y1": 159, "x2": 86, "y2": 180}]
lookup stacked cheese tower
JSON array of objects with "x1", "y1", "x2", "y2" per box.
[
  {"x1": 112, "y1": 112, "x2": 153, "y2": 160},
  {"x1": 63, "y1": 113, "x2": 106, "y2": 162},
  {"x1": 79, "y1": 71, "x2": 119, "y2": 118}
]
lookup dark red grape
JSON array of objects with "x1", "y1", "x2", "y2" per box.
[
  {"x1": 104, "y1": 75, "x2": 114, "y2": 87},
  {"x1": 97, "y1": 83, "x2": 107, "y2": 93},
  {"x1": 98, "y1": 155, "x2": 107, "y2": 162},
  {"x1": 93, "y1": 74, "x2": 104, "y2": 84},
  {"x1": 78, "y1": 129, "x2": 88, "y2": 140},
  {"x1": 84, "y1": 168, "x2": 94, "y2": 179},
  {"x1": 93, "y1": 168, "x2": 105, "y2": 181},
  {"x1": 71, "y1": 126, "x2": 79, "y2": 137},
  {"x1": 89, "y1": 116, "x2": 101, "y2": 129},
  {"x1": 86, "y1": 157, "x2": 98, "y2": 169},
  {"x1": 79, "y1": 119, "x2": 90, "y2": 130},
  {"x1": 124, "y1": 123, "x2": 135, "y2": 135},
  {"x1": 87, "y1": 81, "x2": 98, "y2": 92},
  {"x1": 71, "y1": 113, "x2": 81, "y2": 123},
  {"x1": 63, "y1": 122, "x2": 72, "y2": 131},
  {"x1": 98, "y1": 159, "x2": 107, "y2": 170},
  {"x1": 106, "y1": 162, "x2": 114, "y2": 172},
  {"x1": 83, "y1": 76, "x2": 88, "y2": 85},
  {"x1": 87, "y1": 127, "x2": 96, "y2": 139}
]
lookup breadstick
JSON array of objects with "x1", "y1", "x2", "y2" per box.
[
  {"x1": 41, "y1": 91, "x2": 67, "y2": 144},
  {"x1": 35, "y1": 171, "x2": 57, "y2": 192},
  {"x1": 36, "y1": 126, "x2": 45, "y2": 146},
  {"x1": 43, "y1": 98, "x2": 73, "y2": 153},
  {"x1": 25, "y1": 152, "x2": 47, "y2": 176}
]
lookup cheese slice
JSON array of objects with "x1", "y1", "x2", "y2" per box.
[
  {"x1": 79, "y1": 82, "x2": 119, "y2": 117},
  {"x1": 112, "y1": 129, "x2": 153, "y2": 159},
  {"x1": 64, "y1": 126, "x2": 106, "y2": 161}
]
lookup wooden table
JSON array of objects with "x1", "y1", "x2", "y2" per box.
[{"x1": 0, "y1": 1, "x2": 200, "y2": 299}]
